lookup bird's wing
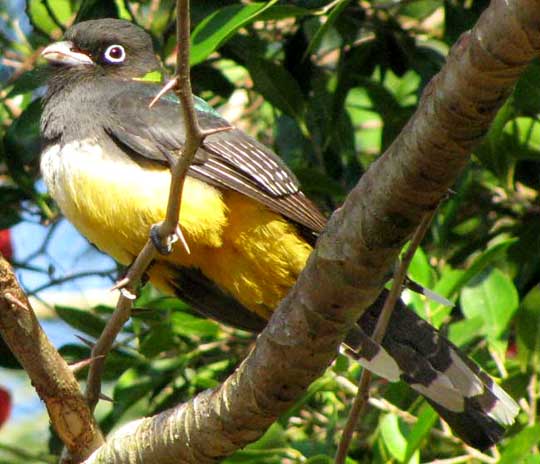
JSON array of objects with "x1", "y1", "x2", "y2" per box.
[{"x1": 105, "y1": 83, "x2": 326, "y2": 234}]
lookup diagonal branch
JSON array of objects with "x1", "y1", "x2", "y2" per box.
[
  {"x1": 0, "y1": 256, "x2": 104, "y2": 462},
  {"x1": 83, "y1": 0, "x2": 540, "y2": 462}
]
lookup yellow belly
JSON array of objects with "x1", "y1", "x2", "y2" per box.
[{"x1": 40, "y1": 140, "x2": 312, "y2": 318}]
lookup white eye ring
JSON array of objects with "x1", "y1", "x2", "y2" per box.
[{"x1": 103, "y1": 44, "x2": 126, "y2": 63}]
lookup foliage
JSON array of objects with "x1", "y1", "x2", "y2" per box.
[{"x1": 1, "y1": 0, "x2": 540, "y2": 462}]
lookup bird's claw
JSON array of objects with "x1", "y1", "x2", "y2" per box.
[
  {"x1": 150, "y1": 224, "x2": 174, "y2": 255},
  {"x1": 150, "y1": 223, "x2": 190, "y2": 255}
]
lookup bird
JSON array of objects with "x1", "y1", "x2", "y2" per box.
[{"x1": 39, "y1": 18, "x2": 518, "y2": 450}]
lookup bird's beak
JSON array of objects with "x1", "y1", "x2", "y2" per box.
[{"x1": 41, "y1": 41, "x2": 94, "y2": 66}]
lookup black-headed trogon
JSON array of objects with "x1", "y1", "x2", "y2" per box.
[{"x1": 39, "y1": 18, "x2": 518, "y2": 450}]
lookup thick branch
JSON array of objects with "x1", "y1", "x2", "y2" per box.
[
  {"x1": 84, "y1": 0, "x2": 540, "y2": 462},
  {"x1": 0, "y1": 256, "x2": 103, "y2": 462}
]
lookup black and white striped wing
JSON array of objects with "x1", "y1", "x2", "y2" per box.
[
  {"x1": 195, "y1": 128, "x2": 326, "y2": 233},
  {"x1": 106, "y1": 84, "x2": 326, "y2": 233}
]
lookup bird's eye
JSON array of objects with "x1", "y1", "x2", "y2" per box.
[{"x1": 103, "y1": 44, "x2": 126, "y2": 63}]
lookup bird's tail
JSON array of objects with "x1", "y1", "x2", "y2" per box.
[{"x1": 344, "y1": 293, "x2": 519, "y2": 450}]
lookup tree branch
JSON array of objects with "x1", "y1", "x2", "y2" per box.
[
  {"x1": 0, "y1": 256, "x2": 103, "y2": 462},
  {"x1": 83, "y1": 0, "x2": 540, "y2": 461}
]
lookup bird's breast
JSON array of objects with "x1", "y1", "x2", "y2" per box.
[
  {"x1": 40, "y1": 138, "x2": 313, "y2": 318},
  {"x1": 40, "y1": 139, "x2": 228, "y2": 265}
]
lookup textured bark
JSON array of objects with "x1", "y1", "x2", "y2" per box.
[
  {"x1": 0, "y1": 257, "x2": 104, "y2": 462},
  {"x1": 82, "y1": 0, "x2": 540, "y2": 462}
]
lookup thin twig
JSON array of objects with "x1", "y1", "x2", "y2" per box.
[
  {"x1": 84, "y1": 0, "x2": 222, "y2": 411},
  {"x1": 335, "y1": 207, "x2": 438, "y2": 464},
  {"x1": 488, "y1": 346, "x2": 508, "y2": 379},
  {"x1": 76, "y1": 334, "x2": 96, "y2": 348},
  {"x1": 463, "y1": 446, "x2": 497, "y2": 464},
  {"x1": 27, "y1": 268, "x2": 117, "y2": 296},
  {"x1": 69, "y1": 355, "x2": 105, "y2": 374},
  {"x1": 0, "y1": 442, "x2": 56, "y2": 464},
  {"x1": 335, "y1": 374, "x2": 463, "y2": 445},
  {"x1": 25, "y1": 220, "x2": 59, "y2": 262},
  {"x1": 86, "y1": 296, "x2": 132, "y2": 410},
  {"x1": 528, "y1": 363, "x2": 538, "y2": 426},
  {"x1": 425, "y1": 456, "x2": 474, "y2": 464}
]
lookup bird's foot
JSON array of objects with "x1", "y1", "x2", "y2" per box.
[{"x1": 150, "y1": 223, "x2": 190, "y2": 255}]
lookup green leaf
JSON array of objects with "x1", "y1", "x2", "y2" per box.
[
  {"x1": 244, "y1": 423, "x2": 287, "y2": 451},
  {"x1": 74, "y1": 0, "x2": 119, "y2": 22},
  {"x1": 137, "y1": 295, "x2": 190, "y2": 312},
  {"x1": 404, "y1": 405, "x2": 438, "y2": 461},
  {"x1": 407, "y1": 246, "x2": 434, "y2": 288},
  {"x1": 444, "y1": 0, "x2": 488, "y2": 44},
  {"x1": 191, "y1": 63, "x2": 235, "y2": 99},
  {"x1": 449, "y1": 238, "x2": 518, "y2": 297},
  {"x1": 402, "y1": 246, "x2": 439, "y2": 318},
  {"x1": 103, "y1": 350, "x2": 143, "y2": 380},
  {"x1": 380, "y1": 413, "x2": 407, "y2": 462},
  {"x1": 26, "y1": 0, "x2": 72, "y2": 34},
  {"x1": 303, "y1": 0, "x2": 350, "y2": 59},
  {"x1": 332, "y1": 353, "x2": 349, "y2": 373},
  {"x1": 3, "y1": 98, "x2": 42, "y2": 172},
  {"x1": 0, "y1": 337, "x2": 21, "y2": 369},
  {"x1": 427, "y1": 268, "x2": 465, "y2": 328},
  {"x1": 460, "y1": 268, "x2": 519, "y2": 341},
  {"x1": 516, "y1": 284, "x2": 540, "y2": 367},
  {"x1": 58, "y1": 344, "x2": 91, "y2": 365},
  {"x1": 224, "y1": 447, "x2": 304, "y2": 464},
  {"x1": 358, "y1": 76, "x2": 414, "y2": 151},
  {"x1": 499, "y1": 424, "x2": 540, "y2": 464},
  {"x1": 247, "y1": 56, "x2": 305, "y2": 121},
  {"x1": 398, "y1": 0, "x2": 441, "y2": 20},
  {"x1": 525, "y1": 456, "x2": 540, "y2": 464},
  {"x1": 447, "y1": 316, "x2": 485, "y2": 347},
  {"x1": 502, "y1": 116, "x2": 540, "y2": 160},
  {"x1": 0, "y1": 186, "x2": 27, "y2": 229},
  {"x1": 170, "y1": 311, "x2": 219, "y2": 338},
  {"x1": 514, "y1": 61, "x2": 540, "y2": 115},
  {"x1": 305, "y1": 457, "x2": 333, "y2": 464},
  {"x1": 138, "y1": 324, "x2": 175, "y2": 358},
  {"x1": 55, "y1": 306, "x2": 106, "y2": 339},
  {"x1": 280, "y1": 376, "x2": 335, "y2": 422},
  {"x1": 5, "y1": 69, "x2": 48, "y2": 99},
  {"x1": 190, "y1": 1, "x2": 279, "y2": 66},
  {"x1": 113, "y1": 368, "x2": 154, "y2": 410},
  {"x1": 474, "y1": 97, "x2": 516, "y2": 181},
  {"x1": 132, "y1": 70, "x2": 164, "y2": 83},
  {"x1": 257, "y1": 5, "x2": 312, "y2": 21}
]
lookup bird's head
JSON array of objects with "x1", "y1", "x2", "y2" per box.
[{"x1": 41, "y1": 18, "x2": 161, "y2": 81}]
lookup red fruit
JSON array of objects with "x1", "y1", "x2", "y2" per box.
[
  {"x1": 0, "y1": 387, "x2": 11, "y2": 428},
  {"x1": 0, "y1": 229, "x2": 12, "y2": 261}
]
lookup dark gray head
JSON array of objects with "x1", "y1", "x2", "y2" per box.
[
  {"x1": 40, "y1": 19, "x2": 162, "y2": 144},
  {"x1": 42, "y1": 18, "x2": 160, "y2": 80}
]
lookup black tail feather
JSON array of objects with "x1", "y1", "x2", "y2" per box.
[{"x1": 344, "y1": 291, "x2": 518, "y2": 450}]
